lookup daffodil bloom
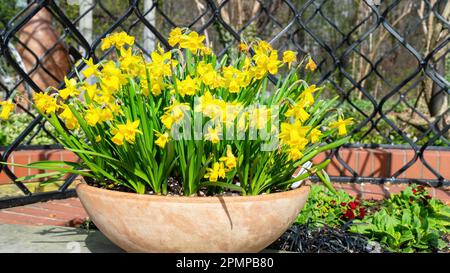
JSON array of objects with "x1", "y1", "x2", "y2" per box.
[
  {"x1": 197, "y1": 62, "x2": 224, "y2": 89},
  {"x1": 330, "y1": 118, "x2": 353, "y2": 136},
  {"x1": 168, "y1": 27, "x2": 183, "y2": 47},
  {"x1": 252, "y1": 50, "x2": 281, "y2": 78},
  {"x1": 179, "y1": 31, "x2": 206, "y2": 53},
  {"x1": 95, "y1": 135, "x2": 102, "y2": 142},
  {"x1": 205, "y1": 127, "x2": 221, "y2": 144},
  {"x1": 83, "y1": 83, "x2": 100, "y2": 99},
  {"x1": 204, "y1": 162, "x2": 227, "y2": 182},
  {"x1": 287, "y1": 147, "x2": 304, "y2": 161},
  {"x1": 176, "y1": 76, "x2": 199, "y2": 97},
  {"x1": 111, "y1": 119, "x2": 142, "y2": 145},
  {"x1": 82, "y1": 58, "x2": 100, "y2": 78},
  {"x1": 59, "y1": 105, "x2": 79, "y2": 130},
  {"x1": 254, "y1": 40, "x2": 273, "y2": 55},
  {"x1": 0, "y1": 100, "x2": 14, "y2": 120},
  {"x1": 101, "y1": 32, "x2": 134, "y2": 51},
  {"x1": 161, "y1": 102, "x2": 190, "y2": 129},
  {"x1": 298, "y1": 84, "x2": 319, "y2": 106},
  {"x1": 200, "y1": 46, "x2": 212, "y2": 56},
  {"x1": 119, "y1": 47, "x2": 142, "y2": 74},
  {"x1": 59, "y1": 77, "x2": 79, "y2": 100},
  {"x1": 309, "y1": 127, "x2": 322, "y2": 143},
  {"x1": 155, "y1": 131, "x2": 170, "y2": 149},
  {"x1": 280, "y1": 121, "x2": 310, "y2": 150},
  {"x1": 148, "y1": 45, "x2": 173, "y2": 78},
  {"x1": 34, "y1": 92, "x2": 59, "y2": 114},
  {"x1": 239, "y1": 42, "x2": 249, "y2": 53},
  {"x1": 285, "y1": 103, "x2": 310, "y2": 123},
  {"x1": 305, "y1": 57, "x2": 317, "y2": 71},
  {"x1": 219, "y1": 145, "x2": 237, "y2": 170},
  {"x1": 282, "y1": 50, "x2": 297, "y2": 68},
  {"x1": 85, "y1": 106, "x2": 101, "y2": 127}
]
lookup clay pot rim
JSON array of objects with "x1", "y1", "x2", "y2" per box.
[{"x1": 76, "y1": 182, "x2": 310, "y2": 203}]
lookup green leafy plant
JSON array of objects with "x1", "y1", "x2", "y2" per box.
[
  {"x1": 0, "y1": 112, "x2": 57, "y2": 147},
  {"x1": 296, "y1": 184, "x2": 368, "y2": 228},
  {"x1": 350, "y1": 185, "x2": 450, "y2": 253}
]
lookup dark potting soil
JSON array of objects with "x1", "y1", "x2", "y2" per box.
[
  {"x1": 269, "y1": 223, "x2": 385, "y2": 253},
  {"x1": 84, "y1": 176, "x2": 287, "y2": 197}
]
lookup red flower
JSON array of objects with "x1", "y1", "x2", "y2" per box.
[
  {"x1": 354, "y1": 199, "x2": 360, "y2": 206},
  {"x1": 359, "y1": 207, "x2": 366, "y2": 219},
  {"x1": 344, "y1": 209, "x2": 355, "y2": 220},
  {"x1": 418, "y1": 185, "x2": 425, "y2": 191},
  {"x1": 340, "y1": 202, "x2": 347, "y2": 207},
  {"x1": 412, "y1": 189, "x2": 417, "y2": 194},
  {"x1": 349, "y1": 201, "x2": 357, "y2": 210},
  {"x1": 426, "y1": 195, "x2": 432, "y2": 200}
]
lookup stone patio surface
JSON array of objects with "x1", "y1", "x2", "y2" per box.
[{"x1": 0, "y1": 223, "x2": 123, "y2": 253}]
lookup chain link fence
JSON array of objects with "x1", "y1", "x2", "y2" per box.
[{"x1": 0, "y1": 0, "x2": 449, "y2": 207}]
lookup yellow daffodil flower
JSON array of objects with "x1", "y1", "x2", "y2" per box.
[
  {"x1": 155, "y1": 131, "x2": 170, "y2": 149},
  {"x1": 85, "y1": 106, "x2": 101, "y2": 127},
  {"x1": 168, "y1": 27, "x2": 183, "y2": 47},
  {"x1": 176, "y1": 76, "x2": 199, "y2": 97},
  {"x1": 204, "y1": 162, "x2": 227, "y2": 182},
  {"x1": 219, "y1": 145, "x2": 237, "y2": 170},
  {"x1": 0, "y1": 100, "x2": 14, "y2": 120},
  {"x1": 285, "y1": 103, "x2": 310, "y2": 123},
  {"x1": 34, "y1": 93, "x2": 59, "y2": 114},
  {"x1": 330, "y1": 118, "x2": 353, "y2": 136},
  {"x1": 205, "y1": 127, "x2": 221, "y2": 144},
  {"x1": 59, "y1": 77, "x2": 79, "y2": 100},
  {"x1": 305, "y1": 57, "x2": 317, "y2": 71},
  {"x1": 309, "y1": 127, "x2": 322, "y2": 143},
  {"x1": 111, "y1": 119, "x2": 142, "y2": 145},
  {"x1": 298, "y1": 84, "x2": 319, "y2": 107},
  {"x1": 179, "y1": 31, "x2": 206, "y2": 53},
  {"x1": 82, "y1": 58, "x2": 100, "y2": 78},
  {"x1": 282, "y1": 50, "x2": 297, "y2": 68},
  {"x1": 59, "y1": 105, "x2": 79, "y2": 130},
  {"x1": 101, "y1": 32, "x2": 134, "y2": 51}
]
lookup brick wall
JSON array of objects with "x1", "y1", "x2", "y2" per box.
[
  {"x1": 0, "y1": 149, "x2": 78, "y2": 184},
  {"x1": 1, "y1": 148, "x2": 449, "y2": 203},
  {"x1": 311, "y1": 148, "x2": 450, "y2": 180}
]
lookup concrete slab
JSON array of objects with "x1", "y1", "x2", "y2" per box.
[{"x1": 0, "y1": 224, "x2": 123, "y2": 253}]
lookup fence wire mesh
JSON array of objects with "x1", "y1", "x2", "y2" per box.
[{"x1": 0, "y1": 0, "x2": 449, "y2": 207}]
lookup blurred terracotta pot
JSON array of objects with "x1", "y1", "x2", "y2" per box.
[{"x1": 76, "y1": 183, "x2": 310, "y2": 253}]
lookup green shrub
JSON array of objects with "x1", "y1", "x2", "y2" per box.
[
  {"x1": 350, "y1": 185, "x2": 450, "y2": 253},
  {"x1": 296, "y1": 184, "x2": 369, "y2": 228},
  {"x1": 0, "y1": 111, "x2": 56, "y2": 147}
]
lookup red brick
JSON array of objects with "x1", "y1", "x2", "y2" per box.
[
  {"x1": 421, "y1": 150, "x2": 440, "y2": 180},
  {"x1": 338, "y1": 149, "x2": 356, "y2": 177},
  {"x1": 339, "y1": 183, "x2": 363, "y2": 199},
  {"x1": 390, "y1": 149, "x2": 406, "y2": 178},
  {"x1": 371, "y1": 150, "x2": 391, "y2": 177},
  {"x1": 5, "y1": 206, "x2": 78, "y2": 221},
  {"x1": 439, "y1": 151, "x2": 450, "y2": 180},
  {"x1": 362, "y1": 183, "x2": 387, "y2": 200},
  {"x1": 326, "y1": 157, "x2": 341, "y2": 176},
  {"x1": 402, "y1": 150, "x2": 423, "y2": 179},
  {"x1": 62, "y1": 151, "x2": 78, "y2": 162},
  {"x1": 31, "y1": 202, "x2": 87, "y2": 219},
  {"x1": 356, "y1": 149, "x2": 372, "y2": 177},
  {"x1": 0, "y1": 211, "x2": 67, "y2": 226},
  {"x1": 47, "y1": 198, "x2": 84, "y2": 209},
  {"x1": 311, "y1": 151, "x2": 327, "y2": 165}
]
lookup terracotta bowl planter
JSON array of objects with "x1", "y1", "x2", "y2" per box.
[{"x1": 76, "y1": 183, "x2": 310, "y2": 253}]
